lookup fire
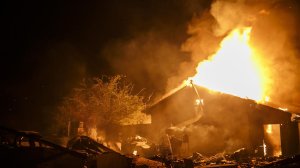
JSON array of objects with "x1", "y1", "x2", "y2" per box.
[
  {"x1": 266, "y1": 124, "x2": 272, "y2": 134},
  {"x1": 264, "y1": 96, "x2": 270, "y2": 103},
  {"x1": 189, "y1": 27, "x2": 267, "y2": 101},
  {"x1": 133, "y1": 150, "x2": 138, "y2": 155},
  {"x1": 195, "y1": 99, "x2": 201, "y2": 105},
  {"x1": 278, "y1": 107, "x2": 288, "y2": 111},
  {"x1": 264, "y1": 124, "x2": 282, "y2": 156},
  {"x1": 263, "y1": 139, "x2": 267, "y2": 156}
]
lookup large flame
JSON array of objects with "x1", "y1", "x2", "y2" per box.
[{"x1": 188, "y1": 27, "x2": 267, "y2": 101}]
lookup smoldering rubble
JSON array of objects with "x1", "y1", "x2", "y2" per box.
[{"x1": 2, "y1": 125, "x2": 300, "y2": 168}]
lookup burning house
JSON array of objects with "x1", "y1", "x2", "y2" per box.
[
  {"x1": 146, "y1": 83, "x2": 299, "y2": 157},
  {"x1": 148, "y1": 85, "x2": 299, "y2": 156},
  {"x1": 143, "y1": 2, "x2": 300, "y2": 158}
]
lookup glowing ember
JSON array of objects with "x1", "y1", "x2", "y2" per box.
[
  {"x1": 195, "y1": 99, "x2": 201, "y2": 105},
  {"x1": 263, "y1": 139, "x2": 267, "y2": 156},
  {"x1": 133, "y1": 150, "x2": 138, "y2": 155},
  {"x1": 264, "y1": 124, "x2": 282, "y2": 156},
  {"x1": 264, "y1": 96, "x2": 270, "y2": 103},
  {"x1": 188, "y1": 27, "x2": 268, "y2": 101},
  {"x1": 184, "y1": 79, "x2": 193, "y2": 87},
  {"x1": 266, "y1": 124, "x2": 272, "y2": 134},
  {"x1": 278, "y1": 107, "x2": 288, "y2": 111}
]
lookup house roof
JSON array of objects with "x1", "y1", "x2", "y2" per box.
[{"x1": 147, "y1": 83, "x2": 293, "y2": 118}]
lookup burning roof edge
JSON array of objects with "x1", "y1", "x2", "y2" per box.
[
  {"x1": 146, "y1": 82, "x2": 194, "y2": 111},
  {"x1": 146, "y1": 82, "x2": 294, "y2": 116},
  {"x1": 147, "y1": 83, "x2": 186, "y2": 107}
]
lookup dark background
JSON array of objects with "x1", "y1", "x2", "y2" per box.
[
  {"x1": 0, "y1": 0, "x2": 211, "y2": 131},
  {"x1": 1, "y1": 0, "x2": 299, "y2": 133}
]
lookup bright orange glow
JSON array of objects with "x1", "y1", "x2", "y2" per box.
[
  {"x1": 133, "y1": 150, "x2": 138, "y2": 155},
  {"x1": 278, "y1": 107, "x2": 288, "y2": 111},
  {"x1": 263, "y1": 139, "x2": 267, "y2": 156},
  {"x1": 266, "y1": 124, "x2": 272, "y2": 134},
  {"x1": 195, "y1": 99, "x2": 201, "y2": 105},
  {"x1": 189, "y1": 27, "x2": 268, "y2": 101},
  {"x1": 264, "y1": 124, "x2": 282, "y2": 156},
  {"x1": 184, "y1": 79, "x2": 193, "y2": 87},
  {"x1": 264, "y1": 96, "x2": 270, "y2": 103},
  {"x1": 195, "y1": 99, "x2": 204, "y2": 106}
]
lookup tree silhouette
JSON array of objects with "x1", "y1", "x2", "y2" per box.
[{"x1": 56, "y1": 75, "x2": 149, "y2": 138}]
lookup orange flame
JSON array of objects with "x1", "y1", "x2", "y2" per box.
[{"x1": 188, "y1": 27, "x2": 268, "y2": 101}]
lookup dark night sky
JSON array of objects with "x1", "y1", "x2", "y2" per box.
[
  {"x1": 0, "y1": 0, "x2": 211, "y2": 131},
  {"x1": 1, "y1": 0, "x2": 300, "y2": 132}
]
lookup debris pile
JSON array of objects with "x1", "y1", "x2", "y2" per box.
[
  {"x1": 148, "y1": 148, "x2": 300, "y2": 168},
  {"x1": 1, "y1": 126, "x2": 300, "y2": 168}
]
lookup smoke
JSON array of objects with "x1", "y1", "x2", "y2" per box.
[
  {"x1": 249, "y1": 1, "x2": 300, "y2": 111},
  {"x1": 211, "y1": 0, "x2": 251, "y2": 36},
  {"x1": 97, "y1": 1, "x2": 212, "y2": 99},
  {"x1": 181, "y1": 93, "x2": 254, "y2": 154},
  {"x1": 101, "y1": 32, "x2": 184, "y2": 96},
  {"x1": 158, "y1": 0, "x2": 300, "y2": 154},
  {"x1": 167, "y1": 0, "x2": 257, "y2": 89},
  {"x1": 67, "y1": 0, "x2": 299, "y2": 154},
  {"x1": 168, "y1": 0, "x2": 300, "y2": 111},
  {"x1": 185, "y1": 124, "x2": 244, "y2": 154}
]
